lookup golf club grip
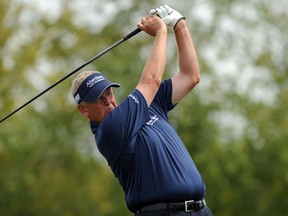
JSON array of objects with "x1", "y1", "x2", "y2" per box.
[{"x1": 124, "y1": 28, "x2": 142, "y2": 40}]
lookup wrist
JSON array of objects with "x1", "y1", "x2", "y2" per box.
[
  {"x1": 173, "y1": 18, "x2": 186, "y2": 31},
  {"x1": 157, "y1": 26, "x2": 168, "y2": 35}
]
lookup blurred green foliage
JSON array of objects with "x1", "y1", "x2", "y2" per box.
[{"x1": 0, "y1": 0, "x2": 287, "y2": 215}]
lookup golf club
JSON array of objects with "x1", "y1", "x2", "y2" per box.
[{"x1": 0, "y1": 28, "x2": 142, "y2": 123}]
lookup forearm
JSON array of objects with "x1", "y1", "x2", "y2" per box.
[
  {"x1": 137, "y1": 28, "x2": 167, "y2": 106},
  {"x1": 174, "y1": 19, "x2": 200, "y2": 82},
  {"x1": 142, "y1": 29, "x2": 167, "y2": 86}
]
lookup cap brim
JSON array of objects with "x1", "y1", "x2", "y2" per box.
[{"x1": 81, "y1": 82, "x2": 120, "y2": 103}]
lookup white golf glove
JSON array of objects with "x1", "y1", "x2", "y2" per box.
[{"x1": 150, "y1": 5, "x2": 185, "y2": 28}]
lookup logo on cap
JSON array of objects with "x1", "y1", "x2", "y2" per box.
[{"x1": 86, "y1": 76, "x2": 105, "y2": 88}]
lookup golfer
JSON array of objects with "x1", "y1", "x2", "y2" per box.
[{"x1": 71, "y1": 5, "x2": 213, "y2": 216}]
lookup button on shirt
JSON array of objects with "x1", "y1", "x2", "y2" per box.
[{"x1": 90, "y1": 79, "x2": 205, "y2": 213}]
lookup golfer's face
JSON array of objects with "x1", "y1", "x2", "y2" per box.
[{"x1": 82, "y1": 87, "x2": 117, "y2": 123}]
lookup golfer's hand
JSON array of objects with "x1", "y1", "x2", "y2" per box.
[
  {"x1": 150, "y1": 5, "x2": 185, "y2": 28},
  {"x1": 137, "y1": 15, "x2": 167, "y2": 36}
]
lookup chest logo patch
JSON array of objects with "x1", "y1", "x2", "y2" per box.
[{"x1": 146, "y1": 115, "x2": 159, "y2": 126}]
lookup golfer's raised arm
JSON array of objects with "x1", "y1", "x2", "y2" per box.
[
  {"x1": 144, "y1": 5, "x2": 200, "y2": 105},
  {"x1": 136, "y1": 15, "x2": 167, "y2": 107},
  {"x1": 171, "y1": 18, "x2": 200, "y2": 105}
]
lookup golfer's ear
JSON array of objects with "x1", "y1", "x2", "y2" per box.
[{"x1": 77, "y1": 104, "x2": 89, "y2": 118}]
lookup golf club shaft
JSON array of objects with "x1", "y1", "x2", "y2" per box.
[{"x1": 0, "y1": 28, "x2": 142, "y2": 123}]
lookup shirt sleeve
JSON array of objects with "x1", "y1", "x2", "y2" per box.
[{"x1": 152, "y1": 79, "x2": 176, "y2": 115}]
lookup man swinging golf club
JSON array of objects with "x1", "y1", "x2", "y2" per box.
[{"x1": 71, "y1": 5, "x2": 214, "y2": 216}]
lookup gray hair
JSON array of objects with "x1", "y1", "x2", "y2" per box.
[{"x1": 71, "y1": 71, "x2": 96, "y2": 98}]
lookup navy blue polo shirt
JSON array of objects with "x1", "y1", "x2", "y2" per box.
[{"x1": 90, "y1": 79, "x2": 205, "y2": 213}]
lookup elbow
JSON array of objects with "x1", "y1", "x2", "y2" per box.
[
  {"x1": 194, "y1": 73, "x2": 201, "y2": 85},
  {"x1": 139, "y1": 75, "x2": 162, "y2": 91},
  {"x1": 151, "y1": 75, "x2": 162, "y2": 90},
  {"x1": 188, "y1": 72, "x2": 200, "y2": 90},
  {"x1": 196, "y1": 75, "x2": 201, "y2": 85}
]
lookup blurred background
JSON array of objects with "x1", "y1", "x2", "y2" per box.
[{"x1": 0, "y1": 0, "x2": 287, "y2": 215}]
